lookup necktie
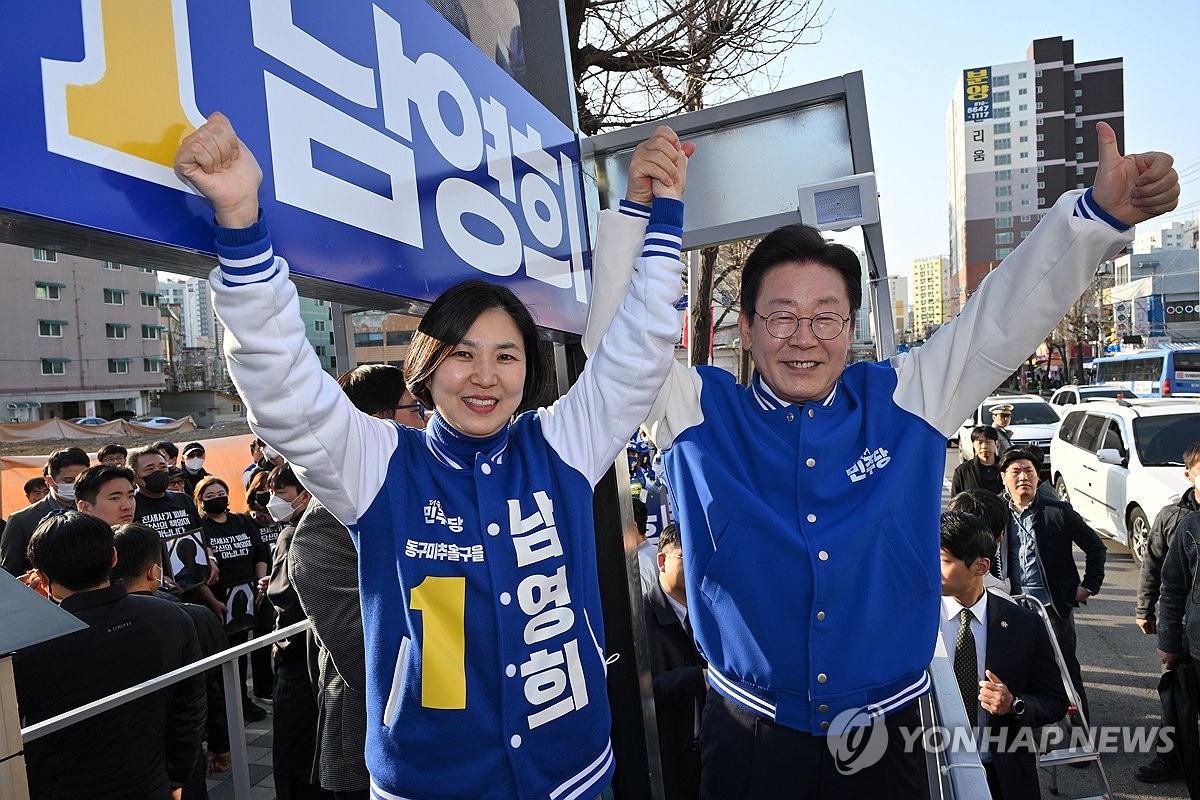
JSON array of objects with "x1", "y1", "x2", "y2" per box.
[{"x1": 954, "y1": 608, "x2": 978, "y2": 723}]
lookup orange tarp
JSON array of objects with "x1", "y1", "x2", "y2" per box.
[{"x1": 1, "y1": 432, "x2": 256, "y2": 519}]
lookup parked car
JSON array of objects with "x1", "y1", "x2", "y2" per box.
[
  {"x1": 1049, "y1": 384, "x2": 1138, "y2": 413},
  {"x1": 1049, "y1": 398, "x2": 1200, "y2": 564},
  {"x1": 957, "y1": 394, "x2": 1060, "y2": 470},
  {"x1": 132, "y1": 416, "x2": 177, "y2": 428},
  {"x1": 69, "y1": 416, "x2": 109, "y2": 426}
]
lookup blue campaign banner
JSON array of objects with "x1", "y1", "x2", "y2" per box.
[{"x1": 0, "y1": 0, "x2": 592, "y2": 333}]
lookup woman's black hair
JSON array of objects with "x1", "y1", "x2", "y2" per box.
[{"x1": 405, "y1": 279, "x2": 549, "y2": 416}]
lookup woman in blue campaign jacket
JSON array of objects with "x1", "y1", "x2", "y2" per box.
[{"x1": 175, "y1": 114, "x2": 691, "y2": 800}]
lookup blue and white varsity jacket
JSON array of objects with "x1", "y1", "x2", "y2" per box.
[
  {"x1": 209, "y1": 199, "x2": 684, "y2": 800},
  {"x1": 583, "y1": 190, "x2": 1131, "y2": 735}
]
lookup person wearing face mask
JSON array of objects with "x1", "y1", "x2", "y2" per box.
[
  {"x1": 180, "y1": 112, "x2": 687, "y2": 800},
  {"x1": 196, "y1": 475, "x2": 271, "y2": 723},
  {"x1": 129, "y1": 446, "x2": 220, "y2": 601},
  {"x1": 14, "y1": 512, "x2": 205, "y2": 800},
  {"x1": 2, "y1": 447, "x2": 91, "y2": 576},
  {"x1": 180, "y1": 442, "x2": 210, "y2": 497},
  {"x1": 244, "y1": 466, "x2": 283, "y2": 701},
  {"x1": 261, "y1": 463, "x2": 327, "y2": 799}
]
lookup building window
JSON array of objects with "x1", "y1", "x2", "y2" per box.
[
  {"x1": 1075, "y1": 105, "x2": 1083, "y2": 113},
  {"x1": 1037, "y1": 181, "x2": 1046, "y2": 189},
  {"x1": 1075, "y1": 119, "x2": 1084, "y2": 129},
  {"x1": 142, "y1": 324, "x2": 161, "y2": 340},
  {"x1": 107, "y1": 359, "x2": 130, "y2": 374},
  {"x1": 314, "y1": 320, "x2": 326, "y2": 332},
  {"x1": 995, "y1": 185, "x2": 1012, "y2": 197},
  {"x1": 996, "y1": 247, "x2": 1014, "y2": 259},
  {"x1": 1018, "y1": 104, "x2": 1028, "y2": 111},
  {"x1": 1020, "y1": 215, "x2": 1031, "y2": 222},
  {"x1": 995, "y1": 201, "x2": 1012, "y2": 212},
  {"x1": 1021, "y1": 230, "x2": 1031, "y2": 239},
  {"x1": 140, "y1": 291, "x2": 158, "y2": 307},
  {"x1": 994, "y1": 91, "x2": 1010, "y2": 103},
  {"x1": 143, "y1": 358, "x2": 162, "y2": 373},
  {"x1": 35, "y1": 282, "x2": 62, "y2": 300},
  {"x1": 314, "y1": 345, "x2": 327, "y2": 356},
  {"x1": 353, "y1": 332, "x2": 384, "y2": 347},
  {"x1": 105, "y1": 323, "x2": 128, "y2": 340},
  {"x1": 1036, "y1": 134, "x2": 1044, "y2": 142},
  {"x1": 1020, "y1": 152, "x2": 1030, "y2": 159},
  {"x1": 138, "y1": 266, "x2": 155, "y2": 274},
  {"x1": 993, "y1": 123, "x2": 1011, "y2": 134},
  {"x1": 1076, "y1": 165, "x2": 1085, "y2": 176},
  {"x1": 1074, "y1": 89, "x2": 1083, "y2": 98},
  {"x1": 995, "y1": 217, "x2": 1012, "y2": 229},
  {"x1": 1020, "y1": 167, "x2": 1031, "y2": 174},
  {"x1": 1018, "y1": 71, "x2": 1027, "y2": 79},
  {"x1": 995, "y1": 233, "x2": 1014, "y2": 245},
  {"x1": 103, "y1": 288, "x2": 126, "y2": 305},
  {"x1": 1036, "y1": 118, "x2": 1043, "y2": 127},
  {"x1": 1019, "y1": 136, "x2": 1029, "y2": 143},
  {"x1": 1035, "y1": 102, "x2": 1043, "y2": 110},
  {"x1": 995, "y1": 170, "x2": 1011, "y2": 180},
  {"x1": 994, "y1": 138, "x2": 1011, "y2": 150},
  {"x1": 1023, "y1": 199, "x2": 1033, "y2": 206},
  {"x1": 993, "y1": 75, "x2": 1010, "y2": 87},
  {"x1": 994, "y1": 154, "x2": 1012, "y2": 166},
  {"x1": 1035, "y1": 150, "x2": 1044, "y2": 158},
  {"x1": 1075, "y1": 136, "x2": 1084, "y2": 145},
  {"x1": 1036, "y1": 82, "x2": 1043, "y2": 91},
  {"x1": 386, "y1": 329, "x2": 415, "y2": 346},
  {"x1": 1019, "y1": 120, "x2": 1029, "y2": 127},
  {"x1": 101, "y1": 261, "x2": 121, "y2": 270},
  {"x1": 1020, "y1": 183, "x2": 1030, "y2": 190},
  {"x1": 1038, "y1": 197, "x2": 1047, "y2": 206},
  {"x1": 41, "y1": 359, "x2": 66, "y2": 376},
  {"x1": 32, "y1": 248, "x2": 57, "y2": 262},
  {"x1": 1018, "y1": 88, "x2": 1028, "y2": 96},
  {"x1": 1076, "y1": 151, "x2": 1085, "y2": 161},
  {"x1": 38, "y1": 320, "x2": 65, "y2": 337},
  {"x1": 1037, "y1": 165, "x2": 1045, "y2": 173},
  {"x1": 994, "y1": 107, "x2": 1010, "y2": 119}
]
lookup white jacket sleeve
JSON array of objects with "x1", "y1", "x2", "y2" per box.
[
  {"x1": 893, "y1": 189, "x2": 1133, "y2": 436},
  {"x1": 540, "y1": 199, "x2": 687, "y2": 482},
  {"x1": 208, "y1": 222, "x2": 395, "y2": 528},
  {"x1": 581, "y1": 204, "x2": 703, "y2": 451}
]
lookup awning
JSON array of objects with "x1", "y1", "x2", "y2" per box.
[
  {"x1": 5, "y1": 402, "x2": 42, "y2": 409},
  {"x1": 38, "y1": 319, "x2": 69, "y2": 325},
  {"x1": 35, "y1": 281, "x2": 66, "y2": 288}
]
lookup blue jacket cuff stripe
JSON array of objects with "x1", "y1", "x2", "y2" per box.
[
  {"x1": 1079, "y1": 188, "x2": 1131, "y2": 231},
  {"x1": 619, "y1": 199, "x2": 651, "y2": 219}
]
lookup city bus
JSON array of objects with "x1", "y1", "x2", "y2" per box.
[{"x1": 1092, "y1": 348, "x2": 1200, "y2": 396}]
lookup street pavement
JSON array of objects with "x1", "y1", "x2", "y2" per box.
[{"x1": 942, "y1": 448, "x2": 1190, "y2": 800}]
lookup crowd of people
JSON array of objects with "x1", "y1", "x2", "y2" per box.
[{"x1": 0, "y1": 107, "x2": 1184, "y2": 800}]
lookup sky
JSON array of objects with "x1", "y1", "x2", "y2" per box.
[{"x1": 763, "y1": 0, "x2": 1200, "y2": 282}]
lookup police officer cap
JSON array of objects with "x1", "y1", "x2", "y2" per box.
[{"x1": 991, "y1": 404, "x2": 1014, "y2": 416}]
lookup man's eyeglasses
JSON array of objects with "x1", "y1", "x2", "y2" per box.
[
  {"x1": 756, "y1": 311, "x2": 850, "y2": 341},
  {"x1": 382, "y1": 403, "x2": 426, "y2": 420}
]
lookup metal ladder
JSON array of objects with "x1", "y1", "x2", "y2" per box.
[{"x1": 1012, "y1": 593, "x2": 1113, "y2": 799}]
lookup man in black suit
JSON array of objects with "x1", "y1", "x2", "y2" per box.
[
  {"x1": 941, "y1": 512, "x2": 1068, "y2": 800},
  {"x1": 643, "y1": 523, "x2": 706, "y2": 800},
  {"x1": 1000, "y1": 446, "x2": 1106, "y2": 721},
  {"x1": 14, "y1": 511, "x2": 206, "y2": 799},
  {"x1": 1, "y1": 448, "x2": 90, "y2": 575}
]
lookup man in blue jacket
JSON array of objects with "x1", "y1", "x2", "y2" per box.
[{"x1": 584, "y1": 122, "x2": 1178, "y2": 797}]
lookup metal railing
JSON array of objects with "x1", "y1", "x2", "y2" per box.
[{"x1": 15, "y1": 620, "x2": 310, "y2": 800}]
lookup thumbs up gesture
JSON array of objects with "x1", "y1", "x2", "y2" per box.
[{"x1": 1090, "y1": 121, "x2": 1179, "y2": 227}]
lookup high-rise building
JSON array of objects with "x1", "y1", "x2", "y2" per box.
[
  {"x1": 886, "y1": 275, "x2": 909, "y2": 342},
  {"x1": 0, "y1": 244, "x2": 165, "y2": 421},
  {"x1": 912, "y1": 255, "x2": 950, "y2": 337},
  {"x1": 947, "y1": 36, "x2": 1123, "y2": 317}
]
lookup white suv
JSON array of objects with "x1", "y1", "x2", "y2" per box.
[
  {"x1": 1049, "y1": 384, "x2": 1139, "y2": 413},
  {"x1": 957, "y1": 394, "x2": 1060, "y2": 469},
  {"x1": 1050, "y1": 398, "x2": 1200, "y2": 564}
]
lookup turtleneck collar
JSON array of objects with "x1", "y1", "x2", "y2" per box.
[{"x1": 424, "y1": 410, "x2": 511, "y2": 470}]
